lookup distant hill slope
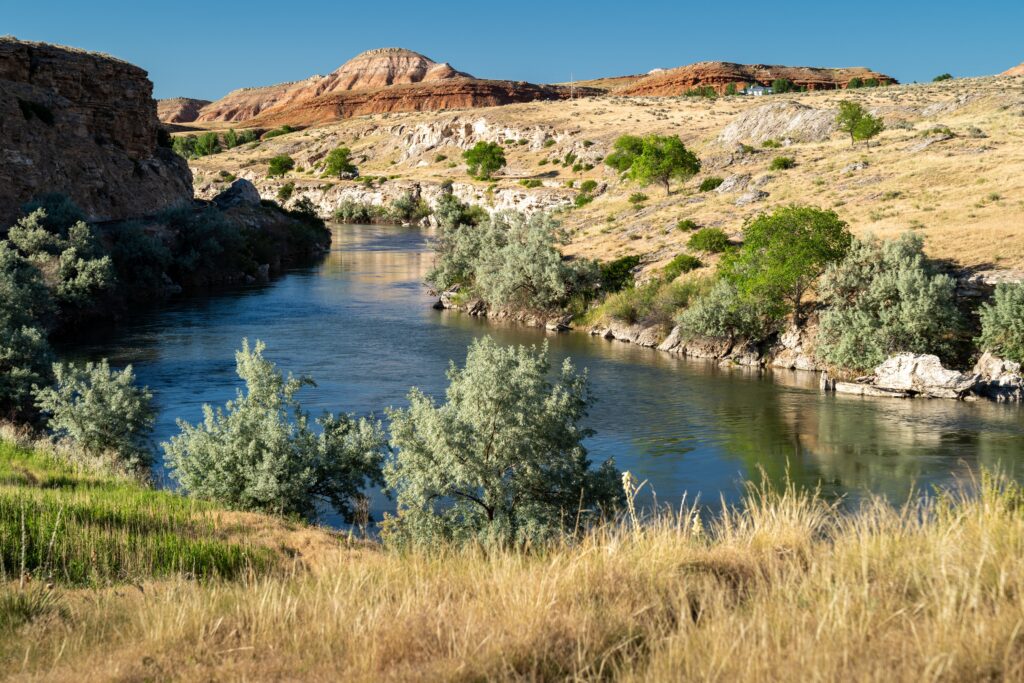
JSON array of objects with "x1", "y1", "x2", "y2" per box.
[
  {"x1": 618, "y1": 61, "x2": 896, "y2": 95},
  {"x1": 1003, "y1": 62, "x2": 1024, "y2": 76},
  {"x1": 157, "y1": 97, "x2": 211, "y2": 123}
]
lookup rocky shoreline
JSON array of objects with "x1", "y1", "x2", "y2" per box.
[{"x1": 434, "y1": 292, "x2": 1023, "y2": 404}]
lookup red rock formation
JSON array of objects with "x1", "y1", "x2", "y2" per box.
[
  {"x1": 246, "y1": 79, "x2": 598, "y2": 128},
  {"x1": 0, "y1": 37, "x2": 192, "y2": 226},
  {"x1": 157, "y1": 97, "x2": 211, "y2": 123},
  {"x1": 618, "y1": 61, "x2": 896, "y2": 95},
  {"x1": 1003, "y1": 63, "x2": 1024, "y2": 77}
]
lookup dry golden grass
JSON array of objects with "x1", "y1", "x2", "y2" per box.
[{"x1": 5, "y1": 475, "x2": 1024, "y2": 682}]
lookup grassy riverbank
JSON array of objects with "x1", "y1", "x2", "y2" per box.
[{"x1": 2, "y1": 436, "x2": 1023, "y2": 681}]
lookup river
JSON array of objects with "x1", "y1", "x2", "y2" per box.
[{"x1": 67, "y1": 224, "x2": 1024, "y2": 523}]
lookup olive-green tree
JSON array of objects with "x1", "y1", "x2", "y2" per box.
[
  {"x1": 0, "y1": 242, "x2": 53, "y2": 420},
  {"x1": 462, "y1": 142, "x2": 506, "y2": 180},
  {"x1": 383, "y1": 337, "x2": 622, "y2": 547},
  {"x1": 836, "y1": 101, "x2": 885, "y2": 147},
  {"x1": 605, "y1": 135, "x2": 700, "y2": 195},
  {"x1": 323, "y1": 146, "x2": 357, "y2": 177},
  {"x1": 976, "y1": 284, "x2": 1024, "y2": 363},
  {"x1": 165, "y1": 339, "x2": 387, "y2": 520}
]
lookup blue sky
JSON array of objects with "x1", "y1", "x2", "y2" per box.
[{"x1": 6, "y1": 1, "x2": 1022, "y2": 100}]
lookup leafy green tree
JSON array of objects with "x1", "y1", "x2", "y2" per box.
[
  {"x1": 605, "y1": 135, "x2": 701, "y2": 195},
  {"x1": 976, "y1": 284, "x2": 1024, "y2": 363},
  {"x1": 598, "y1": 255, "x2": 640, "y2": 293},
  {"x1": 0, "y1": 243, "x2": 53, "y2": 419},
  {"x1": 772, "y1": 78, "x2": 793, "y2": 93},
  {"x1": 223, "y1": 128, "x2": 239, "y2": 149},
  {"x1": 462, "y1": 142, "x2": 506, "y2": 180},
  {"x1": 323, "y1": 146, "x2": 357, "y2": 177},
  {"x1": 267, "y1": 154, "x2": 295, "y2": 177},
  {"x1": 836, "y1": 101, "x2": 885, "y2": 147},
  {"x1": 34, "y1": 360, "x2": 155, "y2": 473},
  {"x1": 165, "y1": 339, "x2": 386, "y2": 520},
  {"x1": 816, "y1": 233, "x2": 962, "y2": 371},
  {"x1": 383, "y1": 337, "x2": 622, "y2": 547},
  {"x1": 194, "y1": 132, "x2": 221, "y2": 157},
  {"x1": 172, "y1": 135, "x2": 198, "y2": 159},
  {"x1": 723, "y1": 206, "x2": 851, "y2": 323}
]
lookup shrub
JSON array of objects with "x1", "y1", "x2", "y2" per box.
[
  {"x1": 933, "y1": 73, "x2": 953, "y2": 82},
  {"x1": 223, "y1": 128, "x2": 239, "y2": 149},
  {"x1": 543, "y1": 138, "x2": 556, "y2": 148},
  {"x1": 383, "y1": 337, "x2": 622, "y2": 547},
  {"x1": 663, "y1": 253, "x2": 702, "y2": 281},
  {"x1": 676, "y1": 219, "x2": 698, "y2": 231},
  {"x1": 683, "y1": 86, "x2": 717, "y2": 98},
  {"x1": 628, "y1": 193, "x2": 648, "y2": 206},
  {"x1": 0, "y1": 243, "x2": 53, "y2": 419},
  {"x1": 847, "y1": 77, "x2": 864, "y2": 89},
  {"x1": 976, "y1": 284, "x2": 1024, "y2": 363},
  {"x1": 276, "y1": 182, "x2": 295, "y2": 203},
  {"x1": 816, "y1": 233, "x2": 962, "y2": 371},
  {"x1": 159, "y1": 206, "x2": 250, "y2": 277},
  {"x1": 20, "y1": 194, "x2": 86, "y2": 233},
  {"x1": 238, "y1": 129, "x2": 258, "y2": 145},
  {"x1": 762, "y1": 139, "x2": 782, "y2": 149},
  {"x1": 864, "y1": 78, "x2": 880, "y2": 87},
  {"x1": 519, "y1": 178, "x2": 542, "y2": 188},
  {"x1": 462, "y1": 142, "x2": 506, "y2": 180},
  {"x1": 606, "y1": 135, "x2": 701, "y2": 195},
  {"x1": 724, "y1": 83, "x2": 737, "y2": 96},
  {"x1": 268, "y1": 154, "x2": 295, "y2": 177},
  {"x1": 323, "y1": 146, "x2": 357, "y2": 177},
  {"x1": 106, "y1": 222, "x2": 172, "y2": 297},
  {"x1": 574, "y1": 193, "x2": 594, "y2": 208},
  {"x1": 333, "y1": 200, "x2": 386, "y2": 224},
  {"x1": 172, "y1": 135, "x2": 197, "y2": 159},
  {"x1": 580, "y1": 179, "x2": 598, "y2": 193},
  {"x1": 699, "y1": 176, "x2": 724, "y2": 192},
  {"x1": 677, "y1": 278, "x2": 775, "y2": 341},
  {"x1": 34, "y1": 360, "x2": 155, "y2": 473},
  {"x1": 262, "y1": 125, "x2": 295, "y2": 140},
  {"x1": 770, "y1": 156, "x2": 796, "y2": 170},
  {"x1": 389, "y1": 192, "x2": 431, "y2": 223},
  {"x1": 194, "y1": 132, "x2": 220, "y2": 157},
  {"x1": 688, "y1": 227, "x2": 730, "y2": 253},
  {"x1": 165, "y1": 339, "x2": 386, "y2": 520},
  {"x1": 598, "y1": 255, "x2": 640, "y2": 293}
]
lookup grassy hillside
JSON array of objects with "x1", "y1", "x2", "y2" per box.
[
  {"x1": 3, "y1": 435, "x2": 1024, "y2": 681},
  {"x1": 185, "y1": 75, "x2": 1024, "y2": 275}
]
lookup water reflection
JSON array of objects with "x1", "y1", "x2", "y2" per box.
[{"x1": 65, "y1": 224, "x2": 1024, "y2": 522}]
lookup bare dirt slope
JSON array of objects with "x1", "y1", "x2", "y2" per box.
[{"x1": 186, "y1": 74, "x2": 1024, "y2": 273}]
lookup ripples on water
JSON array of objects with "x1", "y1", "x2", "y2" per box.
[{"x1": 65, "y1": 224, "x2": 1024, "y2": 523}]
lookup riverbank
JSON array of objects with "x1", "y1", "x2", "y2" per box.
[{"x1": 3, "y1": 433, "x2": 1024, "y2": 681}]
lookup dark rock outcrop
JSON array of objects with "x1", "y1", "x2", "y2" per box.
[{"x1": 0, "y1": 37, "x2": 192, "y2": 226}]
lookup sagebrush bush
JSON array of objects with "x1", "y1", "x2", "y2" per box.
[
  {"x1": 816, "y1": 233, "x2": 961, "y2": 370},
  {"x1": 770, "y1": 156, "x2": 796, "y2": 170},
  {"x1": 165, "y1": 340, "x2": 386, "y2": 520},
  {"x1": 676, "y1": 218, "x2": 698, "y2": 231},
  {"x1": 663, "y1": 253, "x2": 702, "y2": 281},
  {"x1": 688, "y1": 227, "x2": 730, "y2": 253},
  {"x1": 33, "y1": 360, "x2": 155, "y2": 473},
  {"x1": 384, "y1": 337, "x2": 622, "y2": 547},
  {"x1": 699, "y1": 177, "x2": 724, "y2": 192},
  {"x1": 976, "y1": 284, "x2": 1024, "y2": 363},
  {"x1": 676, "y1": 278, "x2": 777, "y2": 341}
]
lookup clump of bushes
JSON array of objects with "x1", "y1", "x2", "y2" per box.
[
  {"x1": 762, "y1": 139, "x2": 782, "y2": 149},
  {"x1": 268, "y1": 154, "x2": 295, "y2": 177},
  {"x1": 699, "y1": 177, "x2": 724, "y2": 192},
  {"x1": 389, "y1": 192, "x2": 431, "y2": 223},
  {"x1": 770, "y1": 156, "x2": 796, "y2": 170},
  {"x1": 816, "y1": 232, "x2": 961, "y2": 371},
  {"x1": 333, "y1": 201, "x2": 388, "y2": 224},
  {"x1": 262, "y1": 125, "x2": 295, "y2": 140},
  {"x1": 628, "y1": 193, "x2": 648, "y2": 206},
  {"x1": 683, "y1": 86, "x2": 717, "y2": 98},
  {"x1": 276, "y1": 182, "x2": 295, "y2": 203},
  {"x1": 598, "y1": 255, "x2": 640, "y2": 293},
  {"x1": 662, "y1": 254, "x2": 702, "y2": 281},
  {"x1": 519, "y1": 178, "x2": 543, "y2": 188},
  {"x1": 676, "y1": 219, "x2": 698, "y2": 231},
  {"x1": 687, "y1": 227, "x2": 730, "y2": 253},
  {"x1": 976, "y1": 284, "x2": 1024, "y2": 363}
]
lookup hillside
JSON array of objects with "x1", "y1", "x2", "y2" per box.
[
  {"x1": 156, "y1": 96, "x2": 211, "y2": 123},
  {"x1": 617, "y1": 61, "x2": 896, "y2": 95},
  {"x1": 184, "y1": 74, "x2": 1024, "y2": 275},
  {"x1": 1004, "y1": 62, "x2": 1024, "y2": 77},
  {"x1": 175, "y1": 48, "x2": 594, "y2": 126}
]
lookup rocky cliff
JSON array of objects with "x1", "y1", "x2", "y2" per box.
[
  {"x1": 190, "y1": 47, "x2": 598, "y2": 126},
  {"x1": 618, "y1": 61, "x2": 896, "y2": 95},
  {"x1": 0, "y1": 37, "x2": 192, "y2": 226},
  {"x1": 157, "y1": 97, "x2": 211, "y2": 123}
]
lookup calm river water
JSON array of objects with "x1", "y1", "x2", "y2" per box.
[{"x1": 67, "y1": 224, "x2": 1024, "y2": 522}]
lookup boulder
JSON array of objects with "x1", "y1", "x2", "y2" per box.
[
  {"x1": 213, "y1": 179, "x2": 262, "y2": 209},
  {"x1": 971, "y1": 352, "x2": 1023, "y2": 402},
  {"x1": 872, "y1": 354, "x2": 978, "y2": 399},
  {"x1": 769, "y1": 324, "x2": 822, "y2": 371},
  {"x1": 736, "y1": 190, "x2": 769, "y2": 206},
  {"x1": 715, "y1": 173, "x2": 751, "y2": 194}
]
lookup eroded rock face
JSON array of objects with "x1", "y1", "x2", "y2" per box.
[
  {"x1": 618, "y1": 61, "x2": 895, "y2": 96},
  {"x1": 212, "y1": 179, "x2": 261, "y2": 210},
  {"x1": 157, "y1": 97, "x2": 211, "y2": 123},
  {"x1": 1002, "y1": 63, "x2": 1024, "y2": 77},
  {"x1": 718, "y1": 102, "x2": 838, "y2": 145},
  {"x1": 871, "y1": 354, "x2": 978, "y2": 399},
  {"x1": 0, "y1": 37, "x2": 192, "y2": 225}
]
